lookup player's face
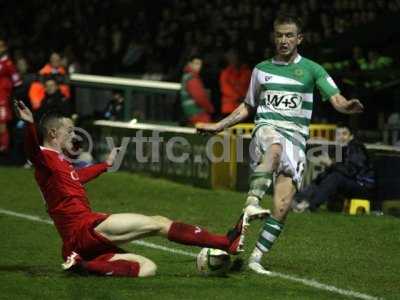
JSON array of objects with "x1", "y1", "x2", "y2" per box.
[
  {"x1": 336, "y1": 127, "x2": 353, "y2": 144},
  {"x1": 57, "y1": 118, "x2": 75, "y2": 152},
  {"x1": 273, "y1": 23, "x2": 303, "y2": 59}
]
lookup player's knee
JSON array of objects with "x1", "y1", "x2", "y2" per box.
[
  {"x1": 151, "y1": 215, "x2": 171, "y2": 228},
  {"x1": 138, "y1": 259, "x2": 157, "y2": 277},
  {"x1": 271, "y1": 153, "x2": 281, "y2": 170}
]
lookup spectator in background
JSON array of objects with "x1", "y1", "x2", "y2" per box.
[
  {"x1": 39, "y1": 52, "x2": 67, "y2": 76},
  {"x1": 293, "y1": 125, "x2": 375, "y2": 212},
  {"x1": 0, "y1": 38, "x2": 22, "y2": 153},
  {"x1": 219, "y1": 49, "x2": 251, "y2": 117},
  {"x1": 15, "y1": 57, "x2": 36, "y2": 104},
  {"x1": 34, "y1": 78, "x2": 71, "y2": 122},
  {"x1": 350, "y1": 46, "x2": 366, "y2": 71},
  {"x1": 104, "y1": 91, "x2": 125, "y2": 121},
  {"x1": 39, "y1": 52, "x2": 70, "y2": 98},
  {"x1": 180, "y1": 56, "x2": 214, "y2": 126},
  {"x1": 122, "y1": 40, "x2": 146, "y2": 73},
  {"x1": 360, "y1": 50, "x2": 394, "y2": 71},
  {"x1": 29, "y1": 52, "x2": 71, "y2": 110}
]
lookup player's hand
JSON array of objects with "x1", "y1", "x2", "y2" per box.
[
  {"x1": 13, "y1": 100, "x2": 34, "y2": 123},
  {"x1": 106, "y1": 147, "x2": 121, "y2": 166},
  {"x1": 196, "y1": 123, "x2": 223, "y2": 135},
  {"x1": 345, "y1": 99, "x2": 364, "y2": 114}
]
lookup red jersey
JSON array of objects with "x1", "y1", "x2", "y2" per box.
[
  {"x1": 25, "y1": 123, "x2": 109, "y2": 242},
  {"x1": 0, "y1": 54, "x2": 22, "y2": 104}
]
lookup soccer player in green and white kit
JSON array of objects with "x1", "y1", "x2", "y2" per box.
[{"x1": 197, "y1": 14, "x2": 364, "y2": 274}]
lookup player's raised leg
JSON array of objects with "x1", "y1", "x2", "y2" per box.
[
  {"x1": 244, "y1": 142, "x2": 282, "y2": 220},
  {"x1": 94, "y1": 213, "x2": 246, "y2": 254},
  {"x1": 248, "y1": 174, "x2": 296, "y2": 273}
]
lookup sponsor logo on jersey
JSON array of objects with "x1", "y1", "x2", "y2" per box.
[
  {"x1": 265, "y1": 75, "x2": 273, "y2": 82},
  {"x1": 264, "y1": 93, "x2": 303, "y2": 111},
  {"x1": 294, "y1": 68, "x2": 304, "y2": 77},
  {"x1": 70, "y1": 170, "x2": 80, "y2": 181}
]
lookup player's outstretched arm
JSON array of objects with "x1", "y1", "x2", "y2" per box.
[
  {"x1": 196, "y1": 103, "x2": 254, "y2": 135},
  {"x1": 13, "y1": 100, "x2": 43, "y2": 165},
  {"x1": 330, "y1": 93, "x2": 364, "y2": 114},
  {"x1": 76, "y1": 147, "x2": 120, "y2": 184}
]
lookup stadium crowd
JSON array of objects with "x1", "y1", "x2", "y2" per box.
[
  {"x1": 0, "y1": 0, "x2": 399, "y2": 156},
  {"x1": 2, "y1": 0, "x2": 399, "y2": 77}
]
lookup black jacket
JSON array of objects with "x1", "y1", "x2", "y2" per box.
[
  {"x1": 331, "y1": 139, "x2": 375, "y2": 188},
  {"x1": 35, "y1": 90, "x2": 71, "y2": 121}
]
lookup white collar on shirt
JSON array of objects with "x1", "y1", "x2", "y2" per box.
[
  {"x1": 271, "y1": 54, "x2": 302, "y2": 65},
  {"x1": 39, "y1": 146, "x2": 60, "y2": 154}
]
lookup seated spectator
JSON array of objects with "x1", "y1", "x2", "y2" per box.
[
  {"x1": 219, "y1": 49, "x2": 251, "y2": 116},
  {"x1": 180, "y1": 56, "x2": 214, "y2": 126},
  {"x1": 293, "y1": 125, "x2": 375, "y2": 212},
  {"x1": 34, "y1": 78, "x2": 71, "y2": 121},
  {"x1": 104, "y1": 91, "x2": 125, "y2": 121}
]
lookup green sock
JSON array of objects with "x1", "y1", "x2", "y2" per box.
[
  {"x1": 256, "y1": 216, "x2": 284, "y2": 253},
  {"x1": 248, "y1": 171, "x2": 273, "y2": 200}
]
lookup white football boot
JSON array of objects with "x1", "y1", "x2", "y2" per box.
[
  {"x1": 243, "y1": 196, "x2": 270, "y2": 221},
  {"x1": 248, "y1": 261, "x2": 272, "y2": 275},
  {"x1": 62, "y1": 251, "x2": 83, "y2": 271},
  {"x1": 248, "y1": 248, "x2": 271, "y2": 275}
]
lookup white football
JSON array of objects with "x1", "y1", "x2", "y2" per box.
[{"x1": 196, "y1": 248, "x2": 231, "y2": 276}]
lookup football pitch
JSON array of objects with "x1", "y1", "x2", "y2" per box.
[{"x1": 0, "y1": 167, "x2": 399, "y2": 300}]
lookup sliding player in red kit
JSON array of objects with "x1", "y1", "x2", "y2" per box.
[{"x1": 14, "y1": 100, "x2": 247, "y2": 278}]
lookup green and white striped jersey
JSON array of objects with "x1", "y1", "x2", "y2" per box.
[{"x1": 245, "y1": 54, "x2": 340, "y2": 150}]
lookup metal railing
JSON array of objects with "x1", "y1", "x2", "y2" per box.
[{"x1": 69, "y1": 73, "x2": 181, "y2": 122}]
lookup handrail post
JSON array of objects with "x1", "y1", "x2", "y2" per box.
[{"x1": 124, "y1": 88, "x2": 133, "y2": 121}]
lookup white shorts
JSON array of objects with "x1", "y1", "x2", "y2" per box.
[{"x1": 250, "y1": 125, "x2": 306, "y2": 190}]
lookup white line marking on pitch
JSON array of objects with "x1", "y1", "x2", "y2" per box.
[{"x1": 0, "y1": 208, "x2": 382, "y2": 300}]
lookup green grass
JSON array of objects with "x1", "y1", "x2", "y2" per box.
[{"x1": 0, "y1": 166, "x2": 399, "y2": 300}]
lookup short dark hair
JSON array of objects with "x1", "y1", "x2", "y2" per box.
[
  {"x1": 187, "y1": 54, "x2": 202, "y2": 62},
  {"x1": 336, "y1": 123, "x2": 354, "y2": 135},
  {"x1": 39, "y1": 111, "x2": 67, "y2": 138},
  {"x1": 274, "y1": 14, "x2": 304, "y2": 33}
]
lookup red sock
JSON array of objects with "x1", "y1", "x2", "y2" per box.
[
  {"x1": 167, "y1": 222, "x2": 229, "y2": 250},
  {"x1": 84, "y1": 259, "x2": 140, "y2": 277},
  {"x1": 0, "y1": 128, "x2": 9, "y2": 152}
]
